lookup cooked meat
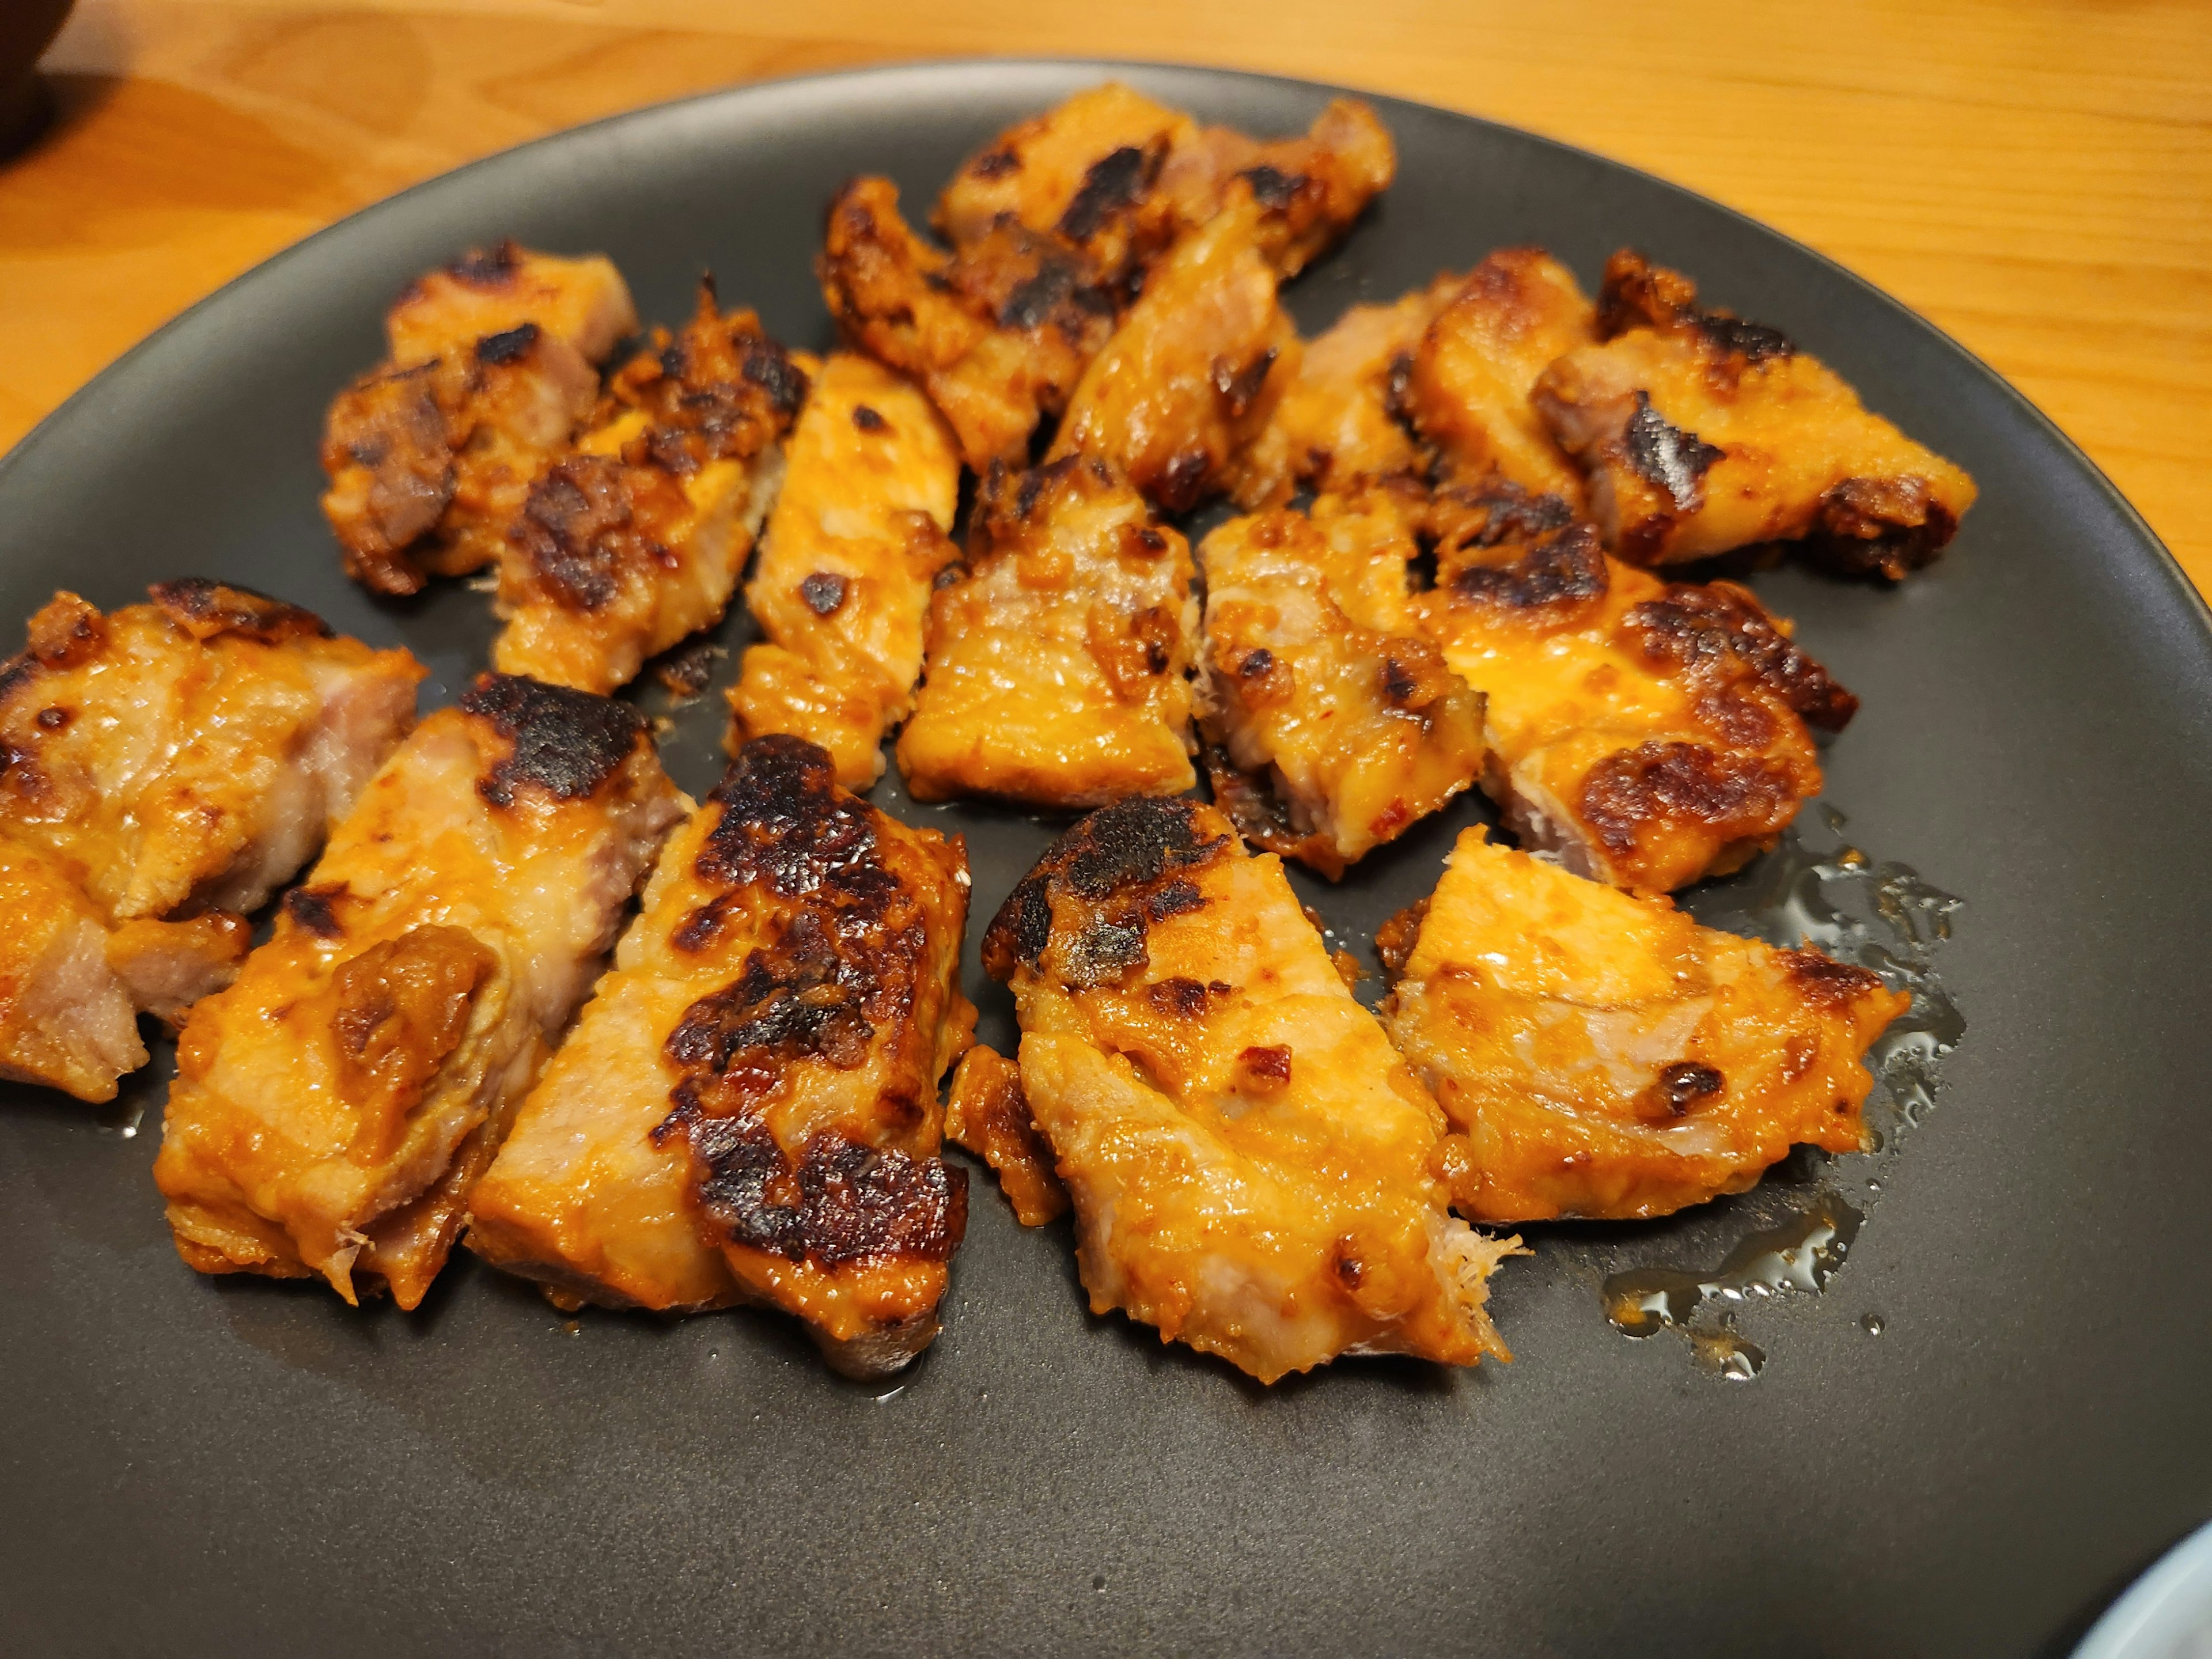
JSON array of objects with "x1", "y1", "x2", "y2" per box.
[
  {"x1": 1404, "y1": 248, "x2": 1597, "y2": 502},
  {"x1": 1048, "y1": 189, "x2": 1301, "y2": 514},
  {"x1": 725, "y1": 353, "x2": 963, "y2": 789},
  {"x1": 491, "y1": 285, "x2": 805, "y2": 693},
  {"x1": 897, "y1": 454, "x2": 1198, "y2": 808},
  {"x1": 939, "y1": 85, "x2": 1395, "y2": 283},
  {"x1": 0, "y1": 584, "x2": 422, "y2": 1101},
  {"x1": 1534, "y1": 250, "x2": 1978, "y2": 573},
  {"x1": 154, "y1": 674, "x2": 682, "y2": 1308},
  {"x1": 821, "y1": 176, "x2": 1119, "y2": 471},
  {"x1": 981, "y1": 796, "x2": 1517, "y2": 1383},
  {"x1": 943, "y1": 1045, "x2": 1067, "y2": 1227},
  {"x1": 1401, "y1": 475, "x2": 1857, "y2": 894},
  {"x1": 1197, "y1": 503, "x2": 1484, "y2": 878},
  {"x1": 935, "y1": 81, "x2": 1188, "y2": 285},
  {"x1": 1382, "y1": 827, "x2": 1910, "y2": 1221},
  {"x1": 322, "y1": 242, "x2": 638, "y2": 597},
  {"x1": 468, "y1": 737, "x2": 975, "y2": 1377},
  {"x1": 1232, "y1": 275, "x2": 1459, "y2": 507}
]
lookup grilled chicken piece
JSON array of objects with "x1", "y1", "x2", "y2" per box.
[
  {"x1": 153, "y1": 675, "x2": 681, "y2": 1308},
  {"x1": 1381, "y1": 828, "x2": 1909, "y2": 1221},
  {"x1": 938, "y1": 84, "x2": 1395, "y2": 283},
  {"x1": 468, "y1": 737, "x2": 975, "y2": 1377},
  {"x1": 1197, "y1": 503, "x2": 1483, "y2": 878},
  {"x1": 491, "y1": 285, "x2": 806, "y2": 693},
  {"x1": 323, "y1": 242, "x2": 638, "y2": 597},
  {"x1": 1403, "y1": 475, "x2": 1857, "y2": 895},
  {"x1": 0, "y1": 583, "x2": 423, "y2": 1100},
  {"x1": 1535, "y1": 251, "x2": 1978, "y2": 573},
  {"x1": 1233, "y1": 276, "x2": 1459, "y2": 507},
  {"x1": 821, "y1": 176, "x2": 1120, "y2": 471},
  {"x1": 726, "y1": 354, "x2": 963, "y2": 789},
  {"x1": 1404, "y1": 248, "x2": 1598, "y2": 503},
  {"x1": 943, "y1": 1044, "x2": 1068, "y2": 1227},
  {"x1": 1048, "y1": 190, "x2": 1301, "y2": 514},
  {"x1": 982, "y1": 796, "x2": 1517, "y2": 1383},
  {"x1": 897, "y1": 455, "x2": 1198, "y2": 808}
]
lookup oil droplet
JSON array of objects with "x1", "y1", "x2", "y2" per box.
[
  {"x1": 1689, "y1": 1322, "x2": 1766, "y2": 1382},
  {"x1": 873, "y1": 1384, "x2": 907, "y2": 1405},
  {"x1": 93, "y1": 1096, "x2": 144, "y2": 1139},
  {"x1": 1602, "y1": 1191, "x2": 1863, "y2": 1339},
  {"x1": 1861, "y1": 1313, "x2": 1886, "y2": 1336},
  {"x1": 1866, "y1": 1177, "x2": 1882, "y2": 1194}
]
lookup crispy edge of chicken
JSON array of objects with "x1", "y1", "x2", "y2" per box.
[
  {"x1": 1196, "y1": 504, "x2": 1484, "y2": 878},
  {"x1": 897, "y1": 453, "x2": 1198, "y2": 809},
  {"x1": 491, "y1": 285, "x2": 808, "y2": 694},
  {"x1": 152, "y1": 674, "x2": 681, "y2": 1308},
  {"x1": 1047, "y1": 189, "x2": 1302, "y2": 516},
  {"x1": 323, "y1": 243, "x2": 639, "y2": 598},
  {"x1": 1403, "y1": 247, "x2": 1598, "y2": 505},
  {"x1": 980, "y1": 795, "x2": 1517, "y2": 1384},
  {"x1": 725, "y1": 352, "x2": 963, "y2": 790},
  {"x1": 1533, "y1": 249, "x2": 1978, "y2": 574},
  {"x1": 821, "y1": 176, "x2": 1119, "y2": 472},
  {"x1": 470, "y1": 737, "x2": 975, "y2": 1377},
  {"x1": 1381, "y1": 826, "x2": 1911, "y2": 1221},
  {"x1": 943, "y1": 1044, "x2": 1069, "y2": 1227},
  {"x1": 1400, "y1": 475, "x2": 1857, "y2": 895}
]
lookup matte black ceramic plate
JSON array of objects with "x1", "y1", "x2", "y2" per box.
[{"x1": 2, "y1": 60, "x2": 2207, "y2": 1658}]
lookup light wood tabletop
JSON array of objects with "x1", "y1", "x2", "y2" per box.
[{"x1": 5, "y1": 0, "x2": 2209, "y2": 593}]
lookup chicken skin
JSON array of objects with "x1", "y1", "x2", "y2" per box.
[
  {"x1": 725, "y1": 354, "x2": 963, "y2": 789},
  {"x1": 1233, "y1": 275, "x2": 1460, "y2": 507},
  {"x1": 1380, "y1": 828, "x2": 1908, "y2": 1221},
  {"x1": 322, "y1": 242, "x2": 638, "y2": 596},
  {"x1": 1404, "y1": 248, "x2": 1598, "y2": 503},
  {"x1": 0, "y1": 582, "x2": 423, "y2": 1100},
  {"x1": 492, "y1": 284, "x2": 806, "y2": 693},
  {"x1": 1534, "y1": 251, "x2": 1977, "y2": 573},
  {"x1": 822, "y1": 175, "x2": 1121, "y2": 472},
  {"x1": 982, "y1": 796, "x2": 1517, "y2": 1384},
  {"x1": 1048, "y1": 190, "x2": 1301, "y2": 514},
  {"x1": 468, "y1": 737, "x2": 975, "y2": 1377},
  {"x1": 938, "y1": 84, "x2": 1395, "y2": 284},
  {"x1": 1198, "y1": 504, "x2": 1484, "y2": 878},
  {"x1": 897, "y1": 455, "x2": 1198, "y2": 809},
  {"x1": 154, "y1": 675, "x2": 681, "y2": 1308}
]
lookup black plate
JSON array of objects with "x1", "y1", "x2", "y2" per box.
[{"x1": 3, "y1": 60, "x2": 2208, "y2": 1658}]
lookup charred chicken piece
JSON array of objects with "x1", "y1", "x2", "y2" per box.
[
  {"x1": 1198, "y1": 502, "x2": 1484, "y2": 878},
  {"x1": 321, "y1": 242, "x2": 638, "y2": 597},
  {"x1": 153, "y1": 674, "x2": 681, "y2": 1308},
  {"x1": 1381, "y1": 828, "x2": 1910, "y2": 1221},
  {"x1": 467, "y1": 736, "x2": 975, "y2": 1377},
  {"x1": 1404, "y1": 475, "x2": 1857, "y2": 895},
  {"x1": 943, "y1": 1044, "x2": 1067, "y2": 1228},
  {"x1": 982, "y1": 796, "x2": 1517, "y2": 1384},
  {"x1": 1533, "y1": 250, "x2": 1978, "y2": 573},
  {"x1": 1047, "y1": 189, "x2": 1301, "y2": 514},
  {"x1": 725, "y1": 353, "x2": 963, "y2": 789},
  {"x1": 1404, "y1": 248, "x2": 1598, "y2": 503},
  {"x1": 1152, "y1": 95, "x2": 1396, "y2": 279},
  {"x1": 821, "y1": 176, "x2": 1119, "y2": 472},
  {"x1": 0, "y1": 583, "x2": 422, "y2": 1101},
  {"x1": 491, "y1": 284, "x2": 806, "y2": 694},
  {"x1": 897, "y1": 455, "x2": 1198, "y2": 809}
]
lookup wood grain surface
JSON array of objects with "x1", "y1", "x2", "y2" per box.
[{"x1": 5, "y1": 0, "x2": 2208, "y2": 592}]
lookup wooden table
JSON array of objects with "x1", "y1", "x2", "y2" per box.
[{"x1": 6, "y1": 0, "x2": 2209, "y2": 593}]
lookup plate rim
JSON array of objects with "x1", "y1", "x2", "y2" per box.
[{"x1": 2, "y1": 54, "x2": 2203, "y2": 641}]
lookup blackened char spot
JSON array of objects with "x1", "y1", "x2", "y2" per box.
[
  {"x1": 1656, "y1": 1061, "x2": 1724, "y2": 1115},
  {"x1": 1578, "y1": 740, "x2": 1797, "y2": 860},
  {"x1": 741, "y1": 336, "x2": 809, "y2": 416},
  {"x1": 1066, "y1": 921, "x2": 1146, "y2": 988},
  {"x1": 1452, "y1": 524, "x2": 1608, "y2": 609},
  {"x1": 1058, "y1": 145, "x2": 1152, "y2": 242},
  {"x1": 282, "y1": 884, "x2": 347, "y2": 939},
  {"x1": 1779, "y1": 948, "x2": 1887, "y2": 1010},
  {"x1": 474, "y1": 323, "x2": 541, "y2": 366},
  {"x1": 461, "y1": 672, "x2": 646, "y2": 808},
  {"x1": 688, "y1": 1116, "x2": 967, "y2": 1268},
  {"x1": 149, "y1": 578, "x2": 333, "y2": 643},
  {"x1": 1622, "y1": 392, "x2": 1722, "y2": 511},
  {"x1": 1213, "y1": 348, "x2": 1278, "y2": 419},
  {"x1": 1240, "y1": 164, "x2": 1302, "y2": 209},
  {"x1": 1145, "y1": 878, "x2": 1205, "y2": 922},
  {"x1": 514, "y1": 456, "x2": 634, "y2": 612},
  {"x1": 1696, "y1": 312, "x2": 1795, "y2": 363},
  {"x1": 1154, "y1": 449, "x2": 1213, "y2": 516},
  {"x1": 969, "y1": 147, "x2": 1020, "y2": 179},
  {"x1": 800, "y1": 571, "x2": 849, "y2": 617},
  {"x1": 448, "y1": 241, "x2": 522, "y2": 286},
  {"x1": 698, "y1": 736, "x2": 892, "y2": 903},
  {"x1": 1625, "y1": 582, "x2": 1859, "y2": 731},
  {"x1": 850, "y1": 404, "x2": 888, "y2": 433},
  {"x1": 982, "y1": 797, "x2": 1229, "y2": 978},
  {"x1": 665, "y1": 909, "x2": 878, "y2": 1088},
  {"x1": 998, "y1": 255, "x2": 1080, "y2": 332},
  {"x1": 34, "y1": 707, "x2": 69, "y2": 731}
]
